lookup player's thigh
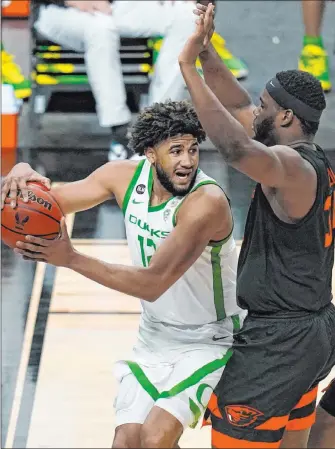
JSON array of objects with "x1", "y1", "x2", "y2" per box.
[
  {"x1": 210, "y1": 317, "x2": 331, "y2": 448},
  {"x1": 155, "y1": 346, "x2": 231, "y2": 429},
  {"x1": 307, "y1": 404, "x2": 335, "y2": 448},
  {"x1": 35, "y1": 5, "x2": 116, "y2": 52},
  {"x1": 112, "y1": 0, "x2": 193, "y2": 38},
  {"x1": 282, "y1": 375, "x2": 335, "y2": 447},
  {"x1": 307, "y1": 378, "x2": 335, "y2": 449},
  {"x1": 281, "y1": 429, "x2": 311, "y2": 448}
]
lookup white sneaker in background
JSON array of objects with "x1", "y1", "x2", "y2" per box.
[{"x1": 108, "y1": 141, "x2": 128, "y2": 161}]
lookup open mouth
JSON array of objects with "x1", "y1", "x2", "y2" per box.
[{"x1": 175, "y1": 171, "x2": 192, "y2": 180}]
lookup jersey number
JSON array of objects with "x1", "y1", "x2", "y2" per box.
[
  {"x1": 324, "y1": 168, "x2": 335, "y2": 248},
  {"x1": 138, "y1": 235, "x2": 157, "y2": 267},
  {"x1": 324, "y1": 192, "x2": 335, "y2": 247}
]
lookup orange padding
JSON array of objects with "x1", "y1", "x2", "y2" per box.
[
  {"x1": 208, "y1": 393, "x2": 223, "y2": 419},
  {"x1": 293, "y1": 386, "x2": 318, "y2": 409},
  {"x1": 1, "y1": 114, "x2": 18, "y2": 151},
  {"x1": 286, "y1": 411, "x2": 316, "y2": 431},
  {"x1": 212, "y1": 429, "x2": 282, "y2": 448},
  {"x1": 255, "y1": 415, "x2": 289, "y2": 431}
]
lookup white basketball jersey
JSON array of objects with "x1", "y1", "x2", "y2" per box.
[{"x1": 123, "y1": 159, "x2": 245, "y2": 355}]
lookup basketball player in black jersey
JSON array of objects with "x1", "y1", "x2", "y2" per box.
[{"x1": 179, "y1": 3, "x2": 335, "y2": 448}]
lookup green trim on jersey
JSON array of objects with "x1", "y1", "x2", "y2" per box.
[
  {"x1": 172, "y1": 180, "x2": 220, "y2": 227},
  {"x1": 232, "y1": 314, "x2": 241, "y2": 333},
  {"x1": 208, "y1": 228, "x2": 233, "y2": 247},
  {"x1": 211, "y1": 243, "x2": 226, "y2": 320},
  {"x1": 125, "y1": 349, "x2": 233, "y2": 401},
  {"x1": 148, "y1": 196, "x2": 174, "y2": 212},
  {"x1": 122, "y1": 159, "x2": 145, "y2": 215},
  {"x1": 148, "y1": 164, "x2": 154, "y2": 202},
  {"x1": 147, "y1": 164, "x2": 174, "y2": 212}
]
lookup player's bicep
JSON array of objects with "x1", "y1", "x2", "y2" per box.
[{"x1": 51, "y1": 163, "x2": 117, "y2": 214}]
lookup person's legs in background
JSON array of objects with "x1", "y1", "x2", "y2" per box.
[
  {"x1": 298, "y1": 0, "x2": 331, "y2": 92},
  {"x1": 34, "y1": 4, "x2": 131, "y2": 160},
  {"x1": 1, "y1": 42, "x2": 31, "y2": 100},
  {"x1": 33, "y1": 1, "x2": 249, "y2": 161},
  {"x1": 147, "y1": 1, "x2": 198, "y2": 104},
  {"x1": 144, "y1": 1, "x2": 248, "y2": 105}
]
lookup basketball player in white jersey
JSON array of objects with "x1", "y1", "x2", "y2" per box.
[{"x1": 2, "y1": 101, "x2": 246, "y2": 448}]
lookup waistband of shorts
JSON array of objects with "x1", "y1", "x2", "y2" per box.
[{"x1": 248, "y1": 302, "x2": 334, "y2": 321}]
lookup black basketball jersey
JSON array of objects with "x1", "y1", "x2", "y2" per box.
[{"x1": 237, "y1": 142, "x2": 335, "y2": 315}]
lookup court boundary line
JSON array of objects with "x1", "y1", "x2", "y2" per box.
[{"x1": 4, "y1": 212, "x2": 75, "y2": 449}]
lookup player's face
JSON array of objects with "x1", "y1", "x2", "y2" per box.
[
  {"x1": 253, "y1": 90, "x2": 280, "y2": 146},
  {"x1": 152, "y1": 134, "x2": 199, "y2": 197}
]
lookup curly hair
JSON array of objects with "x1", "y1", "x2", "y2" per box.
[
  {"x1": 276, "y1": 70, "x2": 326, "y2": 136},
  {"x1": 128, "y1": 100, "x2": 206, "y2": 155}
]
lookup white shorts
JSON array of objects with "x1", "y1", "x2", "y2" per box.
[{"x1": 113, "y1": 346, "x2": 232, "y2": 429}]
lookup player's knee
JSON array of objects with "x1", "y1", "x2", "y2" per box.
[
  {"x1": 140, "y1": 426, "x2": 167, "y2": 448},
  {"x1": 84, "y1": 21, "x2": 117, "y2": 46},
  {"x1": 112, "y1": 426, "x2": 140, "y2": 449}
]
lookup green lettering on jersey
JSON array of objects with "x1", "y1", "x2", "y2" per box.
[
  {"x1": 150, "y1": 229, "x2": 161, "y2": 238},
  {"x1": 138, "y1": 219, "x2": 150, "y2": 233},
  {"x1": 128, "y1": 214, "x2": 170, "y2": 239},
  {"x1": 129, "y1": 214, "x2": 137, "y2": 224}
]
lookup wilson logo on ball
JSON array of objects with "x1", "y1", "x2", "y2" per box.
[
  {"x1": 18, "y1": 189, "x2": 53, "y2": 211},
  {"x1": 14, "y1": 213, "x2": 30, "y2": 230}
]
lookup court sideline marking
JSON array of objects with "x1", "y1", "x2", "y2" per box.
[{"x1": 4, "y1": 194, "x2": 75, "y2": 449}]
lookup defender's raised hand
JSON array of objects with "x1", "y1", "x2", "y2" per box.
[{"x1": 178, "y1": 2, "x2": 215, "y2": 65}]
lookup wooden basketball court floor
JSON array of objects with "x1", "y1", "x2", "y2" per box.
[{"x1": 3, "y1": 207, "x2": 335, "y2": 449}]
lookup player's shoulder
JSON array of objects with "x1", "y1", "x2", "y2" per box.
[
  {"x1": 181, "y1": 182, "x2": 230, "y2": 219},
  {"x1": 270, "y1": 144, "x2": 318, "y2": 180},
  {"x1": 92, "y1": 160, "x2": 143, "y2": 196},
  {"x1": 99, "y1": 159, "x2": 141, "y2": 181},
  {"x1": 192, "y1": 181, "x2": 228, "y2": 204},
  {"x1": 271, "y1": 144, "x2": 313, "y2": 164},
  {"x1": 105, "y1": 159, "x2": 142, "y2": 172}
]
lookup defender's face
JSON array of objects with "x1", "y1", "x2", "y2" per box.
[
  {"x1": 148, "y1": 134, "x2": 199, "y2": 196},
  {"x1": 253, "y1": 90, "x2": 280, "y2": 146}
]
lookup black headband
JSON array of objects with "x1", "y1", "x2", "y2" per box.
[{"x1": 266, "y1": 77, "x2": 322, "y2": 123}]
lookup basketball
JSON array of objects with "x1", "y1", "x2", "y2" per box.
[{"x1": 1, "y1": 181, "x2": 63, "y2": 249}]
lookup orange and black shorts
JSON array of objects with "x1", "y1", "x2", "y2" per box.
[
  {"x1": 319, "y1": 378, "x2": 335, "y2": 417},
  {"x1": 207, "y1": 305, "x2": 335, "y2": 448}
]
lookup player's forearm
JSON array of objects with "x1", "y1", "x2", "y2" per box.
[
  {"x1": 67, "y1": 251, "x2": 160, "y2": 301},
  {"x1": 180, "y1": 62, "x2": 249, "y2": 163},
  {"x1": 199, "y1": 45, "x2": 252, "y2": 112}
]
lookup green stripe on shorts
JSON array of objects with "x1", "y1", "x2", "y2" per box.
[{"x1": 126, "y1": 348, "x2": 233, "y2": 401}]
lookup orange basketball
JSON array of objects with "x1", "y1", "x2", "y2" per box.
[{"x1": 1, "y1": 181, "x2": 63, "y2": 249}]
